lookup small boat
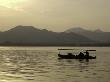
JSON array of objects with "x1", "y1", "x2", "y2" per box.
[
  {"x1": 58, "y1": 54, "x2": 96, "y2": 59},
  {"x1": 58, "y1": 49, "x2": 96, "y2": 59}
]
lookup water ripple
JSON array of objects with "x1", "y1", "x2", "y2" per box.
[{"x1": 0, "y1": 47, "x2": 110, "y2": 82}]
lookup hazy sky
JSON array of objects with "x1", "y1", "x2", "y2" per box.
[{"x1": 0, "y1": 0, "x2": 110, "y2": 32}]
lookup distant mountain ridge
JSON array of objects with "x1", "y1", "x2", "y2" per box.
[
  {"x1": 0, "y1": 26, "x2": 95, "y2": 46},
  {"x1": 65, "y1": 27, "x2": 110, "y2": 43},
  {"x1": 65, "y1": 27, "x2": 103, "y2": 33}
]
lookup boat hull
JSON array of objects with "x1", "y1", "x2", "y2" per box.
[{"x1": 58, "y1": 54, "x2": 96, "y2": 59}]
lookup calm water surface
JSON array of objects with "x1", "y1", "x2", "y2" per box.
[{"x1": 0, "y1": 47, "x2": 110, "y2": 82}]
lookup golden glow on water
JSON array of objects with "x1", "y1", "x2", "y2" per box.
[{"x1": 0, "y1": 47, "x2": 109, "y2": 82}]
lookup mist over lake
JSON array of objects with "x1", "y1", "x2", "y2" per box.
[{"x1": 0, "y1": 47, "x2": 110, "y2": 82}]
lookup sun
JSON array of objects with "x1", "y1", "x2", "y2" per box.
[{"x1": 0, "y1": 0, "x2": 26, "y2": 11}]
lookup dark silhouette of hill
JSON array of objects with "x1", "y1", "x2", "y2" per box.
[
  {"x1": 0, "y1": 25, "x2": 95, "y2": 46},
  {"x1": 65, "y1": 27, "x2": 110, "y2": 43}
]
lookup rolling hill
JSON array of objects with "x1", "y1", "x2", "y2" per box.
[
  {"x1": 65, "y1": 27, "x2": 110, "y2": 43},
  {"x1": 0, "y1": 26, "x2": 94, "y2": 46}
]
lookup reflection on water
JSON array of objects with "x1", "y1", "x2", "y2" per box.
[{"x1": 0, "y1": 47, "x2": 110, "y2": 82}]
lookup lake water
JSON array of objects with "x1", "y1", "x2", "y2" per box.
[{"x1": 0, "y1": 47, "x2": 110, "y2": 82}]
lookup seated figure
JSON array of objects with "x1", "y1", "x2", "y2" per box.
[{"x1": 78, "y1": 52, "x2": 85, "y2": 59}]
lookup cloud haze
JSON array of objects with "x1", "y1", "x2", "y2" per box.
[{"x1": 0, "y1": 0, "x2": 110, "y2": 31}]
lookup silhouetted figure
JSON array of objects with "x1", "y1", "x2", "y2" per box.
[
  {"x1": 68, "y1": 53, "x2": 73, "y2": 56},
  {"x1": 85, "y1": 51, "x2": 89, "y2": 59},
  {"x1": 78, "y1": 52, "x2": 84, "y2": 59},
  {"x1": 68, "y1": 53, "x2": 75, "y2": 58}
]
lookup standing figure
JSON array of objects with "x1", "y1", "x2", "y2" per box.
[{"x1": 85, "y1": 51, "x2": 89, "y2": 58}]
